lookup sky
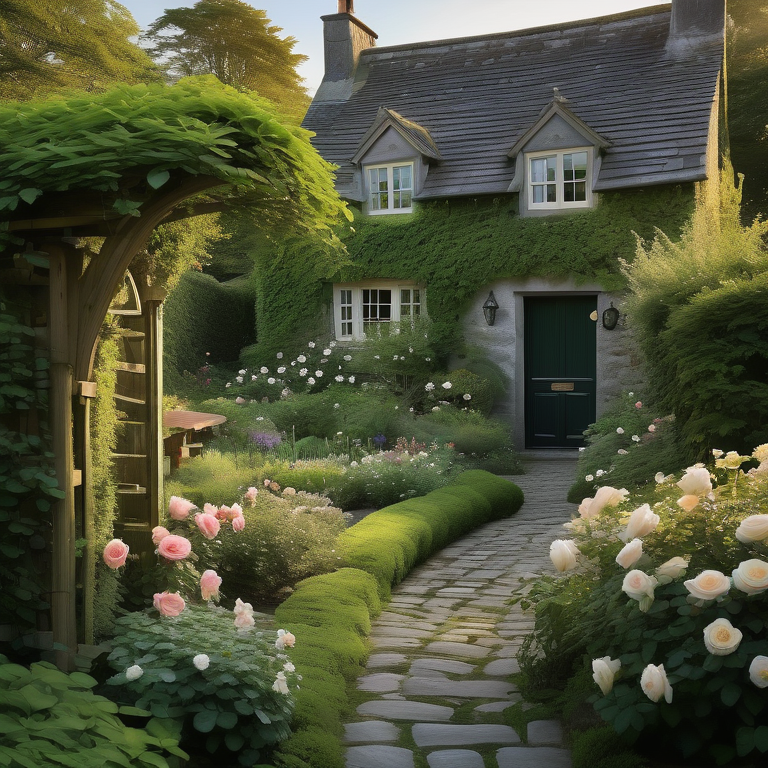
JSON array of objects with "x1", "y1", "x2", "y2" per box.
[{"x1": 121, "y1": 0, "x2": 666, "y2": 95}]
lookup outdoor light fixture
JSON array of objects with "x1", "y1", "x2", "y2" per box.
[
  {"x1": 482, "y1": 291, "x2": 499, "y2": 326},
  {"x1": 602, "y1": 302, "x2": 620, "y2": 330}
]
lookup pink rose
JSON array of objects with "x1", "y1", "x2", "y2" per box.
[
  {"x1": 230, "y1": 503, "x2": 243, "y2": 518},
  {"x1": 203, "y1": 503, "x2": 218, "y2": 517},
  {"x1": 169, "y1": 496, "x2": 196, "y2": 521},
  {"x1": 195, "y1": 513, "x2": 221, "y2": 540},
  {"x1": 215, "y1": 505, "x2": 231, "y2": 521},
  {"x1": 153, "y1": 591, "x2": 186, "y2": 617},
  {"x1": 232, "y1": 514, "x2": 245, "y2": 532},
  {"x1": 157, "y1": 534, "x2": 192, "y2": 561},
  {"x1": 103, "y1": 539, "x2": 129, "y2": 569},
  {"x1": 235, "y1": 611, "x2": 255, "y2": 629},
  {"x1": 635, "y1": 401, "x2": 643, "y2": 409},
  {"x1": 245, "y1": 487, "x2": 258, "y2": 503},
  {"x1": 200, "y1": 569, "x2": 222, "y2": 601},
  {"x1": 263, "y1": 479, "x2": 271, "y2": 487},
  {"x1": 151, "y1": 526, "x2": 170, "y2": 545}
]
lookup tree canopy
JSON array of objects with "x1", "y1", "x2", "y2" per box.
[
  {"x1": 142, "y1": 0, "x2": 310, "y2": 119},
  {"x1": 0, "y1": 0, "x2": 158, "y2": 99}
]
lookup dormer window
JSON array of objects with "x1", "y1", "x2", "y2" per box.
[
  {"x1": 528, "y1": 149, "x2": 591, "y2": 209},
  {"x1": 366, "y1": 162, "x2": 414, "y2": 214}
]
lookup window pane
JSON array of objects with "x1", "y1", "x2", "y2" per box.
[
  {"x1": 531, "y1": 158, "x2": 547, "y2": 183},
  {"x1": 363, "y1": 288, "x2": 392, "y2": 326},
  {"x1": 546, "y1": 184, "x2": 557, "y2": 202},
  {"x1": 574, "y1": 181, "x2": 586, "y2": 201},
  {"x1": 532, "y1": 185, "x2": 544, "y2": 204},
  {"x1": 546, "y1": 157, "x2": 556, "y2": 181},
  {"x1": 564, "y1": 184, "x2": 574, "y2": 202},
  {"x1": 401, "y1": 289, "x2": 411, "y2": 304},
  {"x1": 413, "y1": 289, "x2": 420, "y2": 303}
]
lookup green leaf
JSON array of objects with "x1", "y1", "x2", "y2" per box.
[
  {"x1": 17, "y1": 188, "x2": 42, "y2": 205},
  {"x1": 18, "y1": 684, "x2": 58, "y2": 712},
  {"x1": 146, "y1": 169, "x2": 170, "y2": 189},
  {"x1": 737, "y1": 728, "x2": 755, "y2": 757},
  {"x1": 721, "y1": 681, "x2": 742, "y2": 707},
  {"x1": 193, "y1": 709, "x2": 218, "y2": 733},
  {"x1": 216, "y1": 711, "x2": 238, "y2": 729},
  {"x1": 755, "y1": 726, "x2": 768, "y2": 753},
  {"x1": 225, "y1": 732, "x2": 245, "y2": 752},
  {"x1": 118, "y1": 705, "x2": 151, "y2": 717},
  {"x1": 703, "y1": 654, "x2": 724, "y2": 672}
]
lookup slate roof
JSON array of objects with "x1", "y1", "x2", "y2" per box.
[{"x1": 303, "y1": 5, "x2": 723, "y2": 200}]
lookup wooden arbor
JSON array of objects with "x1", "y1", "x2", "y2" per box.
[{"x1": 0, "y1": 78, "x2": 348, "y2": 669}]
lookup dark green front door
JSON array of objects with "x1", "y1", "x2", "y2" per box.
[{"x1": 524, "y1": 296, "x2": 596, "y2": 447}]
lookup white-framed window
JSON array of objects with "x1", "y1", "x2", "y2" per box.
[
  {"x1": 334, "y1": 282, "x2": 425, "y2": 340},
  {"x1": 365, "y1": 162, "x2": 414, "y2": 214},
  {"x1": 527, "y1": 148, "x2": 592, "y2": 210}
]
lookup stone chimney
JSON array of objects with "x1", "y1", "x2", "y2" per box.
[
  {"x1": 314, "y1": 2, "x2": 377, "y2": 103},
  {"x1": 667, "y1": 0, "x2": 725, "y2": 54}
]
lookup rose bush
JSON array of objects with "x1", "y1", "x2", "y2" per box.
[{"x1": 521, "y1": 448, "x2": 768, "y2": 765}]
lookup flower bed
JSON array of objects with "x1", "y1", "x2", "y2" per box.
[{"x1": 523, "y1": 446, "x2": 768, "y2": 766}]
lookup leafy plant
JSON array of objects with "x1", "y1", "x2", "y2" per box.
[
  {"x1": 0, "y1": 653, "x2": 185, "y2": 767},
  {"x1": 106, "y1": 606, "x2": 298, "y2": 767}
]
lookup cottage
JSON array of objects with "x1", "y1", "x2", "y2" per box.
[{"x1": 300, "y1": 0, "x2": 725, "y2": 449}]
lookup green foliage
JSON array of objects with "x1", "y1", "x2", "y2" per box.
[
  {"x1": 568, "y1": 393, "x2": 689, "y2": 502},
  {"x1": 0, "y1": 291, "x2": 58, "y2": 630},
  {"x1": 107, "y1": 606, "x2": 297, "y2": 766},
  {"x1": 624, "y1": 167, "x2": 768, "y2": 457},
  {"x1": 163, "y1": 271, "x2": 256, "y2": 392},
  {"x1": 571, "y1": 726, "x2": 646, "y2": 768},
  {"x1": 0, "y1": 0, "x2": 158, "y2": 100},
  {"x1": 521, "y1": 453, "x2": 768, "y2": 765},
  {"x1": 413, "y1": 406, "x2": 511, "y2": 456},
  {"x1": 0, "y1": 77, "x2": 350, "y2": 249},
  {"x1": 89, "y1": 322, "x2": 122, "y2": 640},
  {"x1": 219, "y1": 489, "x2": 347, "y2": 603},
  {"x1": 0, "y1": 653, "x2": 184, "y2": 767},
  {"x1": 250, "y1": 187, "x2": 693, "y2": 358},
  {"x1": 164, "y1": 450, "x2": 255, "y2": 509},
  {"x1": 142, "y1": 0, "x2": 309, "y2": 119}
]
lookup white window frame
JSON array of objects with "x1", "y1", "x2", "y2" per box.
[
  {"x1": 333, "y1": 281, "x2": 425, "y2": 341},
  {"x1": 527, "y1": 148, "x2": 593, "y2": 210},
  {"x1": 364, "y1": 162, "x2": 414, "y2": 215}
]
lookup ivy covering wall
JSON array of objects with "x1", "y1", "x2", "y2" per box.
[{"x1": 247, "y1": 185, "x2": 695, "y2": 362}]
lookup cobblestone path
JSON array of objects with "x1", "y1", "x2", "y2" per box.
[{"x1": 343, "y1": 454, "x2": 579, "y2": 768}]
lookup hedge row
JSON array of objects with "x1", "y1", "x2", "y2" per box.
[{"x1": 271, "y1": 470, "x2": 524, "y2": 768}]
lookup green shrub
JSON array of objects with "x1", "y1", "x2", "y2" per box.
[
  {"x1": 0, "y1": 654, "x2": 185, "y2": 767},
  {"x1": 413, "y1": 406, "x2": 511, "y2": 456},
  {"x1": 265, "y1": 457, "x2": 347, "y2": 496},
  {"x1": 107, "y1": 606, "x2": 298, "y2": 767},
  {"x1": 567, "y1": 392, "x2": 689, "y2": 502},
  {"x1": 164, "y1": 450, "x2": 256, "y2": 509},
  {"x1": 571, "y1": 726, "x2": 645, "y2": 768},
  {"x1": 437, "y1": 368, "x2": 496, "y2": 414},
  {"x1": 624, "y1": 166, "x2": 768, "y2": 458},
  {"x1": 220, "y1": 489, "x2": 347, "y2": 602}
]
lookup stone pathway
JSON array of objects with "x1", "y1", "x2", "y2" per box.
[{"x1": 344, "y1": 453, "x2": 579, "y2": 768}]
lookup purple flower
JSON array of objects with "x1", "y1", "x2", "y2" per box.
[
  {"x1": 373, "y1": 434, "x2": 386, "y2": 447},
  {"x1": 249, "y1": 431, "x2": 282, "y2": 449}
]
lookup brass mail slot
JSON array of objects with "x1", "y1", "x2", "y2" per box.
[{"x1": 551, "y1": 382, "x2": 574, "y2": 392}]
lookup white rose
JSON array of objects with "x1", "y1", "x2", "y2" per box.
[
  {"x1": 549, "y1": 539, "x2": 580, "y2": 572},
  {"x1": 654, "y1": 472, "x2": 667, "y2": 484},
  {"x1": 749, "y1": 656, "x2": 768, "y2": 688},
  {"x1": 592, "y1": 656, "x2": 621, "y2": 696},
  {"x1": 442, "y1": 381, "x2": 452, "y2": 389},
  {"x1": 622, "y1": 570, "x2": 657, "y2": 612},
  {"x1": 193, "y1": 654, "x2": 210, "y2": 670},
  {"x1": 677, "y1": 494, "x2": 700, "y2": 512},
  {"x1": 260, "y1": 367, "x2": 269, "y2": 374},
  {"x1": 684, "y1": 569, "x2": 731, "y2": 602},
  {"x1": 590, "y1": 485, "x2": 629, "y2": 516},
  {"x1": 640, "y1": 663, "x2": 673, "y2": 703},
  {"x1": 753, "y1": 444, "x2": 768, "y2": 463},
  {"x1": 622, "y1": 503, "x2": 660, "y2": 541},
  {"x1": 616, "y1": 427, "x2": 624, "y2": 434},
  {"x1": 715, "y1": 451, "x2": 745, "y2": 469},
  {"x1": 676, "y1": 466, "x2": 712, "y2": 497},
  {"x1": 323, "y1": 348, "x2": 331, "y2": 355},
  {"x1": 655, "y1": 557, "x2": 689, "y2": 581},
  {"x1": 735, "y1": 514, "x2": 768, "y2": 544},
  {"x1": 125, "y1": 664, "x2": 143, "y2": 681},
  {"x1": 732, "y1": 559, "x2": 768, "y2": 595},
  {"x1": 283, "y1": 661, "x2": 295, "y2": 673},
  {"x1": 272, "y1": 671, "x2": 289, "y2": 694},
  {"x1": 616, "y1": 538, "x2": 643, "y2": 569},
  {"x1": 585, "y1": 475, "x2": 594, "y2": 482},
  {"x1": 578, "y1": 497, "x2": 595, "y2": 519},
  {"x1": 703, "y1": 618, "x2": 742, "y2": 655}
]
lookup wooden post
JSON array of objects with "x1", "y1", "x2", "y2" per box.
[
  {"x1": 48, "y1": 248, "x2": 77, "y2": 671},
  {"x1": 144, "y1": 299, "x2": 164, "y2": 528}
]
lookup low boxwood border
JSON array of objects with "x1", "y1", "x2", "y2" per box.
[{"x1": 271, "y1": 470, "x2": 524, "y2": 768}]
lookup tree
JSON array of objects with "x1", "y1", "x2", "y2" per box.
[
  {"x1": 142, "y1": 0, "x2": 309, "y2": 119},
  {"x1": 0, "y1": 0, "x2": 158, "y2": 99}
]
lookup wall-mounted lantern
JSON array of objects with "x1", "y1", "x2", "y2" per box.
[
  {"x1": 482, "y1": 291, "x2": 499, "y2": 326},
  {"x1": 602, "y1": 302, "x2": 620, "y2": 330}
]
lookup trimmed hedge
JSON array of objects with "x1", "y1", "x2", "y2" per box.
[{"x1": 272, "y1": 470, "x2": 523, "y2": 768}]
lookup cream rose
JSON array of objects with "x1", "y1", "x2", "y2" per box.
[
  {"x1": 684, "y1": 569, "x2": 731, "y2": 601},
  {"x1": 677, "y1": 494, "x2": 700, "y2": 512},
  {"x1": 735, "y1": 514, "x2": 768, "y2": 544},
  {"x1": 676, "y1": 466, "x2": 712, "y2": 497},
  {"x1": 591, "y1": 485, "x2": 629, "y2": 516},
  {"x1": 752, "y1": 444, "x2": 768, "y2": 463},
  {"x1": 749, "y1": 656, "x2": 768, "y2": 688},
  {"x1": 616, "y1": 539, "x2": 643, "y2": 569},
  {"x1": 622, "y1": 504, "x2": 660, "y2": 541},
  {"x1": 703, "y1": 618, "x2": 742, "y2": 655},
  {"x1": 640, "y1": 663, "x2": 673, "y2": 703},
  {"x1": 592, "y1": 656, "x2": 621, "y2": 696},
  {"x1": 655, "y1": 557, "x2": 689, "y2": 581},
  {"x1": 578, "y1": 497, "x2": 595, "y2": 519},
  {"x1": 550, "y1": 539, "x2": 580, "y2": 572},
  {"x1": 622, "y1": 570, "x2": 657, "y2": 611},
  {"x1": 732, "y1": 559, "x2": 768, "y2": 595}
]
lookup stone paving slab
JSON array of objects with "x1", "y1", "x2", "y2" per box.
[
  {"x1": 412, "y1": 724, "x2": 521, "y2": 747},
  {"x1": 403, "y1": 677, "x2": 517, "y2": 698},
  {"x1": 496, "y1": 746, "x2": 573, "y2": 768},
  {"x1": 526, "y1": 719, "x2": 564, "y2": 744},
  {"x1": 343, "y1": 721, "x2": 400, "y2": 743},
  {"x1": 346, "y1": 745, "x2": 415, "y2": 768},
  {"x1": 367, "y1": 653, "x2": 408, "y2": 668},
  {"x1": 426, "y1": 749, "x2": 485, "y2": 768},
  {"x1": 357, "y1": 700, "x2": 454, "y2": 721},
  {"x1": 423, "y1": 641, "x2": 491, "y2": 658},
  {"x1": 357, "y1": 673, "x2": 405, "y2": 692},
  {"x1": 409, "y1": 658, "x2": 476, "y2": 675}
]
